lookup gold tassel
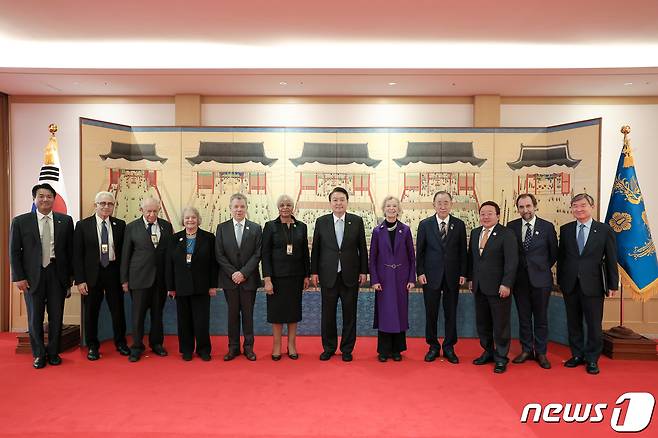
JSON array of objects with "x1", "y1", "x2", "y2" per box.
[{"x1": 618, "y1": 265, "x2": 658, "y2": 302}]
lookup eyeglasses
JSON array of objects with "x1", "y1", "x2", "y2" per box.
[{"x1": 97, "y1": 202, "x2": 115, "y2": 207}]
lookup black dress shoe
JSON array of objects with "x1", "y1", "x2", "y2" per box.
[
  {"x1": 199, "y1": 353, "x2": 211, "y2": 362},
  {"x1": 129, "y1": 352, "x2": 141, "y2": 362},
  {"x1": 33, "y1": 356, "x2": 47, "y2": 369},
  {"x1": 116, "y1": 345, "x2": 131, "y2": 356},
  {"x1": 392, "y1": 353, "x2": 402, "y2": 362},
  {"x1": 586, "y1": 362, "x2": 600, "y2": 375},
  {"x1": 378, "y1": 354, "x2": 388, "y2": 362},
  {"x1": 223, "y1": 351, "x2": 239, "y2": 361},
  {"x1": 443, "y1": 350, "x2": 459, "y2": 364},
  {"x1": 564, "y1": 356, "x2": 585, "y2": 368},
  {"x1": 287, "y1": 352, "x2": 299, "y2": 360},
  {"x1": 424, "y1": 349, "x2": 439, "y2": 362},
  {"x1": 319, "y1": 351, "x2": 333, "y2": 361},
  {"x1": 512, "y1": 351, "x2": 534, "y2": 364},
  {"x1": 182, "y1": 352, "x2": 193, "y2": 361},
  {"x1": 472, "y1": 353, "x2": 494, "y2": 365},
  {"x1": 536, "y1": 354, "x2": 551, "y2": 369},
  {"x1": 493, "y1": 362, "x2": 507, "y2": 374},
  {"x1": 47, "y1": 354, "x2": 62, "y2": 366},
  {"x1": 151, "y1": 345, "x2": 168, "y2": 357},
  {"x1": 271, "y1": 354, "x2": 282, "y2": 361},
  {"x1": 244, "y1": 350, "x2": 257, "y2": 361},
  {"x1": 87, "y1": 348, "x2": 100, "y2": 361},
  {"x1": 342, "y1": 352, "x2": 353, "y2": 362}
]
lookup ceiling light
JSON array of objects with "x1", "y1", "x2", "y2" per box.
[
  {"x1": 388, "y1": 82, "x2": 397, "y2": 86},
  {"x1": 624, "y1": 82, "x2": 633, "y2": 86},
  {"x1": 279, "y1": 81, "x2": 288, "y2": 86}
]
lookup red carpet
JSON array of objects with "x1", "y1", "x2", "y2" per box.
[{"x1": 0, "y1": 333, "x2": 656, "y2": 438}]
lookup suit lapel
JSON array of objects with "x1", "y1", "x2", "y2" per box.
[
  {"x1": 226, "y1": 220, "x2": 240, "y2": 250},
  {"x1": 430, "y1": 215, "x2": 442, "y2": 245},
  {"x1": 473, "y1": 227, "x2": 482, "y2": 258},
  {"x1": 30, "y1": 212, "x2": 40, "y2": 242},
  {"x1": 582, "y1": 220, "x2": 599, "y2": 255}
]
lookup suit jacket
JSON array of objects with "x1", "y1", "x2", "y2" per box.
[
  {"x1": 73, "y1": 215, "x2": 126, "y2": 288},
  {"x1": 120, "y1": 217, "x2": 173, "y2": 290},
  {"x1": 261, "y1": 217, "x2": 310, "y2": 279},
  {"x1": 10, "y1": 211, "x2": 74, "y2": 291},
  {"x1": 311, "y1": 212, "x2": 368, "y2": 289},
  {"x1": 467, "y1": 223, "x2": 518, "y2": 296},
  {"x1": 215, "y1": 219, "x2": 262, "y2": 290},
  {"x1": 166, "y1": 228, "x2": 218, "y2": 296},
  {"x1": 508, "y1": 216, "x2": 558, "y2": 290},
  {"x1": 557, "y1": 220, "x2": 619, "y2": 296},
  {"x1": 415, "y1": 214, "x2": 467, "y2": 291}
]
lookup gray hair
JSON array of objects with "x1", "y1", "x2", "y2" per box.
[
  {"x1": 276, "y1": 194, "x2": 295, "y2": 208},
  {"x1": 381, "y1": 195, "x2": 403, "y2": 215},
  {"x1": 571, "y1": 193, "x2": 595, "y2": 206},
  {"x1": 180, "y1": 206, "x2": 202, "y2": 226},
  {"x1": 140, "y1": 196, "x2": 161, "y2": 210},
  {"x1": 94, "y1": 191, "x2": 115, "y2": 203},
  {"x1": 229, "y1": 193, "x2": 248, "y2": 206}
]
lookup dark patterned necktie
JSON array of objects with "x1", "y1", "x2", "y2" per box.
[
  {"x1": 100, "y1": 220, "x2": 110, "y2": 267},
  {"x1": 440, "y1": 221, "x2": 447, "y2": 241},
  {"x1": 523, "y1": 222, "x2": 532, "y2": 252}
]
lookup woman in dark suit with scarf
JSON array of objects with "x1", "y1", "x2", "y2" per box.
[
  {"x1": 262, "y1": 195, "x2": 310, "y2": 360},
  {"x1": 166, "y1": 207, "x2": 218, "y2": 361}
]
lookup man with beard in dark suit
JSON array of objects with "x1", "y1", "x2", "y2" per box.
[
  {"x1": 74, "y1": 191, "x2": 129, "y2": 360},
  {"x1": 508, "y1": 193, "x2": 558, "y2": 369},
  {"x1": 121, "y1": 196, "x2": 173, "y2": 362},
  {"x1": 10, "y1": 183, "x2": 74, "y2": 369},
  {"x1": 557, "y1": 193, "x2": 618, "y2": 375},
  {"x1": 311, "y1": 187, "x2": 368, "y2": 362}
]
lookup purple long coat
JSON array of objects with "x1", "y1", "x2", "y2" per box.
[{"x1": 369, "y1": 221, "x2": 416, "y2": 333}]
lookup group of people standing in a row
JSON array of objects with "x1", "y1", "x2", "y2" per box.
[{"x1": 10, "y1": 183, "x2": 618, "y2": 375}]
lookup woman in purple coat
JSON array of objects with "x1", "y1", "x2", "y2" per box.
[{"x1": 370, "y1": 196, "x2": 416, "y2": 362}]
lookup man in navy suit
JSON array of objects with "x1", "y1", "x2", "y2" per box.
[
  {"x1": 416, "y1": 191, "x2": 467, "y2": 364},
  {"x1": 508, "y1": 194, "x2": 558, "y2": 369},
  {"x1": 10, "y1": 183, "x2": 74, "y2": 369},
  {"x1": 557, "y1": 193, "x2": 618, "y2": 375}
]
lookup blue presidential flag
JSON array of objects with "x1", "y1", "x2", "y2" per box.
[{"x1": 605, "y1": 129, "x2": 658, "y2": 301}]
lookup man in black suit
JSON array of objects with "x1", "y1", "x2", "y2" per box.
[
  {"x1": 467, "y1": 201, "x2": 518, "y2": 374},
  {"x1": 557, "y1": 193, "x2": 618, "y2": 375},
  {"x1": 73, "y1": 191, "x2": 129, "y2": 360},
  {"x1": 10, "y1": 183, "x2": 74, "y2": 369},
  {"x1": 311, "y1": 187, "x2": 368, "y2": 362},
  {"x1": 215, "y1": 193, "x2": 262, "y2": 361},
  {"x1": 120, "y1": 196, "x2": 173, "y2": 362},
  {"x1": 508, "y1": 194, "x2": 558, "y2": 369},
  {"x1": 416, "y1": 191, "x2": 467, "y2": 364}
]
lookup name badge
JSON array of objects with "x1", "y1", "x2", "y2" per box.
[
  {"x1": 186, "y1": 254, "x2": 192, "y2": 264},
  {"x1": 101, "y1": 244, "x2": 109, "y2": 254},
  {"x1": 151, "y1": 234, "x2": 159, "y2": 246},
  {"x1": 286, "y1": 244, "x2": 293, "y2": 255}
]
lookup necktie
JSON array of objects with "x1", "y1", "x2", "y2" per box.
[
  {"x1": 335, "y1": 218, "x2": 344, "y2": 272},
  {"x1": 41, "y1": 216, "x2": 51, "y2": 268},
  {"x1": 148, "y1": 222, "x2": 157, "y2": 247},
  {"x1": 577, "y1": 223, "x2": 586, "y2": 255},
  {"x1": 440, "y1": 221, "x2": 447, "y2": 241},
  {"x1": 523, "y1": 223, "x2": 532, "y2": 252},
  {"x1": 236, "y1": 222, "x2": 243, "y2": 248},
  {"x1": 479, "y1": 228, "x2": 490, "y2": 255},
  {"x1": 100, "y1": 220, "x2": 110, "y2": 267}
]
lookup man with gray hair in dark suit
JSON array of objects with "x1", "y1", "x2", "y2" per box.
[{"x1": 120, "y1": 196, "x2": 173, "y2": 362}]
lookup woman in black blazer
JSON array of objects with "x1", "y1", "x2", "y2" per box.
[
  {"x1": 262, "y1": 195, "x2": 310, "y2": 360},
  {"x1": 166, "y1": 207, "x2": 218, "y2": 361}
]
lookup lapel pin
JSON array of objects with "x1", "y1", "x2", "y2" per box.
[
  {"x1": 399, "y1": 229, "x2": 402, "y2": 233},
  {"x1": 113, "y1": 222, "x2": 117, "y2": 226},
  {"x1": 493, "y1": 232, "x2": 497, "y2": 236},
  {"x1": 246, "y1": 226, "x2": 250, "y2": 230},
  {"x1": 535, "y1": 231, "x2": 539, "y2": 235},
  {"x1": 348, "y1": 221, "x2": 351, "y2": 225},
  {"x1": 594, "y1": 229, "x2": 597, "y2": 233},
  {"x1": 179, "y1": 237, "x2": 183, "y2": 241},
  {"x1": 450, "y1": 224, "x2": 454, "y2": 230}
]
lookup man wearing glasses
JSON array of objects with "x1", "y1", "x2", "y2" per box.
[{"x1": 73, "y1": 191, "x2": 129, "y2": 360}]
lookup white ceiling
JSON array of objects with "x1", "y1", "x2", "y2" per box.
[{"x1": 1, "y1": 0, "x2": 658, "y2": 96}]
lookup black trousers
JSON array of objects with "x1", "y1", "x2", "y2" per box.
[
  {"x1": 321, "y1": 273, "x2": 358, "y2": 354},
  {"x1": 474, "y1": 287, "x2": 512, "y2": 363},
  {"x1": 377, "y1": 331, "x2": 407, "y2": 356},
  {"x1": 224, "y1": 287, "x2": 256, "y2": 353},
  {"x1": 23, "y1": 262, "x2": 66, "y2": 359},
  {"x1": 423, "y1": 277, "x2": 459, "y2": 352},
  {"x1": 513, "y1": 273, "x2": 551, "y2": 355},
  {"x1": 176, "y1": 294, "x2": 211, "y2": 355},
  {"x1": 84, "y1": 262, "x2": 127, "y2": 350},
  {"x1": 563, "y1": 281, "x2": 604, "y2": 362},
  {"x1": 130, "y1": 284, "x2": 167, "y2": 352}
]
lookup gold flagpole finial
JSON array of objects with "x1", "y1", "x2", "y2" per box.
[
  {"x1": 621, "y1": 125, "x2": 633, "y2": 168},
  {"x1": 44, "y1": 124, "x2": 59, "y2": 165},
  {"x1": 48, "y1": 123, "x2": 58, "y2": 136}
]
